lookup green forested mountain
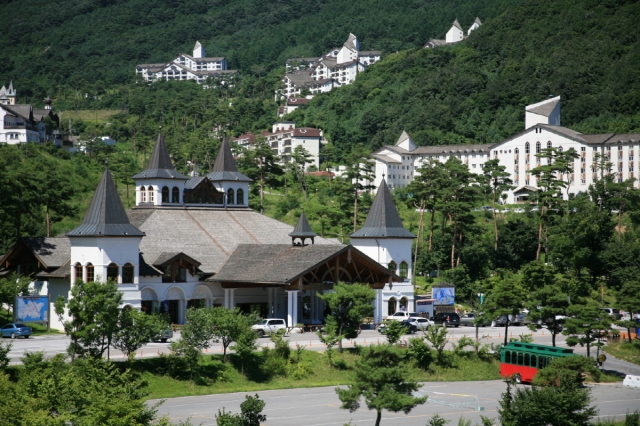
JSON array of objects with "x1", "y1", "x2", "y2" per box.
[
  {"x1": 290, "y1": 0, "x2": 640, "y2": 155},
  {"x1": 0, "y1": 0, "x2": 516, "y2": 101}
]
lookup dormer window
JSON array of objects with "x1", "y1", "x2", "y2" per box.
[
  {"x1": 227, "y1": 188, "x2": 235, "y2": 205},
  {"x1": 141, "y1": 186, "x2": 147, "y2": 203},
  {"x1": 148, "y1": 186, "x2": 155, "y2": 203},
  {"x1": 236, "y1": 188, "x2": 244, "y2": 205},
  {"x1": 172, "y1": 187, "x2": 180, "y2": 203},
  {"x1": 162, "y1": 186, "x2": 170, "y2": 203}
]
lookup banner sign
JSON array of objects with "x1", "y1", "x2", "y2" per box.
[{"x1": 433, "y1": 287, "x2": 455, "y2": 305}]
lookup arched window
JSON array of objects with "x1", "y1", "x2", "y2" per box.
[
  {"x1": 514, "y1": 148, "x2": 519, "y2": 154},
  {"x1": 539, "y1": 356, "x2": 546, "y2": 369},
  {"x1": 107, "y1": 263, "x2": 118, "y2": 282},
  {"x1": 558, "y1": 146, "x2": 563, "y2": 152},
  {"x1": 227, "y1": 188, "x2": 235, "y2": 205},
  {"x1": 236, "y1": 188, "x2": 244, "y2": 205},
  {"x1": 148, "y1": 186, "x2": 155, "y2": 203},
  {"x1": 531, "y1": 354, "x2": 537, "y2": 368},
  {"x1": 388, "y1": 261, "x2": 397, "y2": 273},
  {"x1": 141, "y1": 186, "x2": 147, "y2": 203},
  {"x1": 122, "y1": 263, "x2": 134, "y2": 284},
  {"x1": 524, "y1": 353, "x2": 530, "y2": 366},
  {"x1": 399, "y1": 261, "x2": 408, "y2": 278},
  {"x1": 74, "y1": 263, "x2": 83, "y2": 282},
  {"x1": 525, "y1": 142, "x2": 530, "y2": 154},
  {"x1": 172, "y1": 187, "x2": 180, "y2": 203},
  {"x1": 162, "y1": 186, "x2": 169, "y2": 203},
  {"x1": 536, "y1": 141, "x2": 541, "y2": 153},
  {"x1": 517, "y1": 352, "x2": 524, "y2": 365},
  {"x1": 547, "y1": 141, "x2": 552, "y2": 149},
  {"x1": 388, "y1": 297, "x2": 397, "y2": 315},
  {"x1": 86, "y1": 263, "x2": 94, "y2": 283},
  {"x1": 505, "y1": 351, "x2": 511, "y2": 363}
]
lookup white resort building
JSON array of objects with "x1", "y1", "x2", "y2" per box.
[
  {"x1": 0, "y1": 82, "x2": 59, "y2": 144},
  {"x1": 136, "y1": 41, "x2": 237, "y2": 84},
  {"x1": 276, "y1": 34, "x2": 381, "y2": 100},
  {"x1": 372, "y1": 96, "x2": 640, "y2": 204},
  {"x1": 1, "y1": 133, "x2": 416, "y2": 329},
  {"x1": 424, "y1": 18, "x2": 482, "y2": 49}
]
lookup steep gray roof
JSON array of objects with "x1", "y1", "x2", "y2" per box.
[
  {"x1": 128, "y1": 208, "x2": 339, "y2": 274},
  {"x1": 207, "y1": 138, "x2": 252, "y2": 182},
  {"x1": 452, "y1": 19, "x2": 463, "y2": 30},
  {"x1": 211, "y1": 244, "x2": 346, "y2": 284},
  {"x1": 67, "y1": 169, "x2": 145, "y2": 237},
  {"x1": 132, "y1": 133, "x2": 188, "y2": 180},
  {"x1": 350, "y1": 179, "x2": 415, "y2": 239},
  {"x1": 289, "y1": 212, "x2": 318, "y2": 238},
  {"x1": 343, "y1": 33, "x2": 358, "y2": 51},
  {"x1": 396, "y1": 130, "x2": 412, "y2": 146}
]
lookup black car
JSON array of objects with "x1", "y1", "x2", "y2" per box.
[{"x1": 433, "y1": 312, "x2": 460, "y2": 327}]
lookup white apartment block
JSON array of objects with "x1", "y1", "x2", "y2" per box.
[
  {"x1": 136, "y1": 41, "x2": 237, "y2": 84},
  {"x1": 372, "y1": 97, "x2": 640, "y2": 204},
  {"x1": 278, "y1": 97, "x2": 310, "y2": 118},
  {"x1": 425, "y1": 18, "x2": 482, "y2": 48},
  {"x1": 277, "y1": 34, "x2": 381, "y2": 100},
  {"x1": 233, "y1": 122, "x2": 327, "y2": 168}
]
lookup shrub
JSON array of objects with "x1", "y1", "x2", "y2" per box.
[
  {"x1": 0, "y1": 341, "x2": 12, "y2": 370},
  {"x1": 407, "y1": 336, "x2": 433, "y2": 370}
]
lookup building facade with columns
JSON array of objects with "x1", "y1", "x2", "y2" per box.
[{"x1": 1, "y1": 133, "x2": 401, "y2": 329}]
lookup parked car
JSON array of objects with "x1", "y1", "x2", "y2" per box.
[
  {"x1": 600, "y1": 308, "x2": 623, "y2": 320},
  {"x1": 432, "y1": 312, "x2": 460, "y2": 327},
  {"x1": 1, "y1": 323, "x2": 32, "y2": 339},
  {"x1": 156, "y1": 327, "x2": 173, "y2": 343},
  {"x1": 501, "y1": 208, "x2": 511, "y2": 213},
  {"x1": 513, "y1": 208, "x2": 525, "y2": 213},
  {"x1": 407, "y1": 317, "x2": 433, "y2": 331},
  {"x1": 530, "y1": 207, "x2": 540, "y2": 212},
  {"x1": 495, "y1": 315, "x2": 519, "y2": 326},
  {"x1": 251, "y1": 318, "x2": 287, "y2": 337},
  {"x1": 386, "y1": 311, "x2": 421, "y2": 321},
  {"x1": 460, "y1": 312, "x2": 490, "y2": 327}
]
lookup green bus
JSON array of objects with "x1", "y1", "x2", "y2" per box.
[{"x1": 500, "y1": 341, "x2": 575, "y2": 383}]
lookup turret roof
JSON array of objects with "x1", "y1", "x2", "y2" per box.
[
  {"x1": 206, "y1": 138, "x2": 252, "y2": 182},
  {"x1": 132, "y1": 132, "x2": 189, "y2": 180},
  {"x1": 68, "y1": 168, "x2": 145, "y2": 237},
  {"x1": 452, "y1": 19, "x2": 463, "y2": 30},
  {"x1": 289, "y1": 212, "x2": 318, "y2": 238},
  {"x1": 350, "y1": 179, "x2": 415, "y2": 239}
]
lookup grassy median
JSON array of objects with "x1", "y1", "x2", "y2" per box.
[{"x1": 125, "y1": 348, "x2": 502, "y2": 399}]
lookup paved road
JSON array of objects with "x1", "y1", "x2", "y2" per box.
[
  {"x1": 5, "y1": 325, "x2": 640, "y2": 376},
  {"x1": 151, "y1": 381, "x2": 640, "y2": 425}
]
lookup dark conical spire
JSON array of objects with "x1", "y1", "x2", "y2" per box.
[
  {"x1": 67, "y1": 168, "x2": 145, "y2": 237},
  {"x1": 206, "y1": 137, "x2": 252, "y2": 182},
  {"x1": 289, "y1": 212, "x2": 317, "y2": 245},
  {"x1": 148, "y1": 132, "x2": 174, "y2": 170},
  {"x1": 132, "y1": 132, "x2": 188, "y2": 180},
  {"x1": 350, "y1": 179, "x2": 415, "y2": 239},
  {"x1": 213, "y1": 137, "x2": 238, "y2": 172}
]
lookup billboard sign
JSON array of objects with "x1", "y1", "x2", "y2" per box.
[
  {"x1": 15, "y1": 295, "x2": 49, "y2": 324},
  {"x1": 433, "y1": 287, "x2": 455, "y2": 305}
]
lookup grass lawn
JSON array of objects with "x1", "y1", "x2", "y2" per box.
[
  {"x1": 127, "y1": 349, "x2": 502, "y2": 400},
  {"x1": 604, "y1": 340, "x2": 640, "y2": 366}
]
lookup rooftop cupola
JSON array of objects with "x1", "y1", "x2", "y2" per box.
[
  {"x1": 68, "y1": 167, "x2": 144, "y2": 237},
  {"x1": 206, "y1": 138, "x2": 252, "y2": 207},
  {"x1": 350, "y1": 178, "x2": 415, "y2": 239},
  {"x1": 289, "y1": 212, "x2": 317, "y2": 246},
  {"x1": 132, "y1": 132, "x2": 189, "y2": 207}
]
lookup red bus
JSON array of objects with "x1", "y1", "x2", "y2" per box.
[{"x1": 499, "y1": 342, "x2": 575, "y2": 384}]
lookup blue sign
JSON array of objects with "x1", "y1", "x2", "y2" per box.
[
  {"x1": 15, "y1": 296, "x2": 49, "y2": 323},
  {"x1": 433, "y1": 287, "x2": 455, "y2": 305}
]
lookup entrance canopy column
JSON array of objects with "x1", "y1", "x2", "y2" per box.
[
  {"x1": 286, "y1": 290, "x2": 299, "y2": 327},
  {"x1": 224, "y1": 288, "x2": 236, "y2": 309}
]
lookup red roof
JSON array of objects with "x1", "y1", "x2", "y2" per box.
[
  {"x1": 306, "y1": 171, "x2": 335, "y2": 178},
  {"x1": 286, "y1": 98, "x2": 310, "y2": 106},
  {"x1": 293, "y1": 128, "x2": 322, "y2": 137}
]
